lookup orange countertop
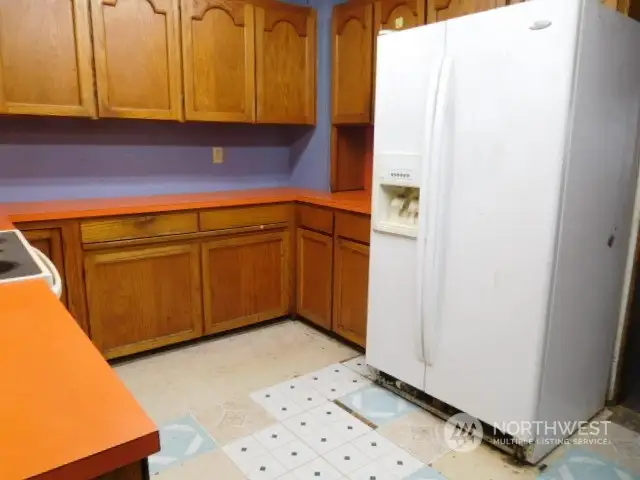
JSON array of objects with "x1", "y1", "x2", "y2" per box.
[
  {"x1": 0, "y1": 279, "x2": 159, "y2": 480},
  {"x1": 4, "y1": 188, "x2": 372, "y2": 223}
]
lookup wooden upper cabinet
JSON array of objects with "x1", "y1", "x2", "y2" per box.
[
  {"x1": 427, "y1": 0, "x2": 507, "y2": 22},
  {"x1": 332, "y1": 0, "x2": 374, "y2": 124},
  {"x1": 91, "y1": 0, "x2": 183, "y2": 120},
  {"x1": 375, "y1": 0, "x2": 425, "y2": 31},
  {"x1": 0, "y1": 0, "x2": 95, "y2": 117},
  {"x1": 254, "y1": 1, "x2": 316, "y2": 124},
  {"x1": 181, "y1": 0, "x2": 256, "y2": 122}
]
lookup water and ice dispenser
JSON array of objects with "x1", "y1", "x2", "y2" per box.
[{"x1": 372, "y1": 159, "x2": 422, "y2": 238}]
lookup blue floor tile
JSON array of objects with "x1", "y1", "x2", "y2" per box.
[
  {"x1": 405, "y1": 466, "x2": 450, "y2": 479},
  {"x1": 338, "y1": 384, "x2": 417, "y2": 426},
  {"x1": 148, "y1": 414, "x2": 218, "y2": 475},
  {"x1": 538, "y1": 448, "x2": 639, "y2": 480}
]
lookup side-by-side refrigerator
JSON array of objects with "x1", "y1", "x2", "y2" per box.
[{"x1": 366, "y1": 0, "x2": 640, "y2": 463}]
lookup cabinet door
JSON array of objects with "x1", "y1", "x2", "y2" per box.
[
  {"x1": 332, "y1": 1, "x2": 374, "y2": 124},
  {"x1": 375, "y1": 0, "x2": 425, "y2": 31},
  {"x1": 255, "y1": 1, "x2": 316, "y2": 124},
  {"x1": 202, "y1": 231, "x2": 290, "y2": 334},
  {"x1": 333, "y1": 238, "x2": 369, "y2": 347},
  {"x1": 182, "y1": 0, "x2": 255, "y2": 122},
  {"x1": 296, "y1": 228, "x2": 333, "y2": 329},
  {"x1": 91, "y1": 0, "x2": 182, "y2": 120},
  {"x1": 0, "y1": 0, "x2": 95, "y2": 117},
  {"x1": 85, "y1": 243, "x2": 203, "y2": 359},
  {"x1": 21, "y1": 228, "x2": 67, "y2": 306},
  {"x1": 427, "y1": 0, "x2": 507, "y2": 22}
]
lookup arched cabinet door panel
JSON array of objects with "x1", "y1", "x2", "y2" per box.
[{"x1": 182, "y1": 0, "x2": 256, "y2": 122}]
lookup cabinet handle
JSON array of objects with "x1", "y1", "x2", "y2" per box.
[{"x1": 135, "y1": 215, "x2": 156, "y2": 225}]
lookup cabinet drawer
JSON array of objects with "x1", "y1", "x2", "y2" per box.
[
  {"x1": 297, "y1": 204, "x2": 333, "y2": 235},
  {"x1": 81, "y1": 212, "x2": 198, "y2": 243},
  {"x1": 200, "y1": 205, "x2": 291, "y2": 231},
  {"x1": 335, "y1": 212, "x2": 371, "y2": 244}
]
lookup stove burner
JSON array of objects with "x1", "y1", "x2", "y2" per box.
[{"x1": 0, "y1": 260, "x2": 18, "y2": 275}]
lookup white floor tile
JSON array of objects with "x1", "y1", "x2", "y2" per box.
[
  {"x1": 328, "y1": 416, "x2": 373, "y2": 442},
  {"x1": 341, "y1": 356, "x2": 377, "y2": 380},
  {"x1": 291, "y1": 457, "x2": 343, "y2": 479},
  {"x1": 316, "y1": 378, "x2": 371, "y2": 400},
  {"x1": 288, "y1": 386, "x2": 327, "y2": 410},
  {"x1": 283, "y1": 411, "x2": 324, "y2": 438},
  {"x1": 250, "y1": 386, "x2": 283, "y2": 407},
  {"x1": 347, "y1": 462, "x2": 399, "y2": 480},
  {"x1": 272, "y1": 377, "x2": 307, "y2": 396},
  {"x1": 309, "y1": 402, "x2": 355, "y2": 425},
  {"x1": 352, "y1": 431, "x2": 401, "y2": 461},
  {"x1": 298, "y1": 424, "x2": 351, "y2": 455},
  {"x1": 374, "y1": 449, "x2": 424, "y2": 478},
  {"x1": 223, "y1": 436, "x2": 268, "y2": 471},
  {"x1": 265, "y1": 397, "x2": 305, "y2": 421},
  {"x1": 271, "y1": 438, "x2": 318, "y2": 470},
  {"x1": 254, "y1": 423, "x2": 298, "y2": 451},
  {"x1": 323, "y1": 442, "x2": 371, "y2": 475},
  {"x1": 245, "y1": 452, "x2": 288, "y2": 480}
]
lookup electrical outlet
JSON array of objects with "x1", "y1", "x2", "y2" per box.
[{"x1": 212, "y1": 147, "x2": 224, "y2": 164}]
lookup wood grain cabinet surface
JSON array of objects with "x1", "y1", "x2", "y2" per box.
[
  {"x1": 332, "y1": 0, "x2": 374, "y2": 124},
  {"x1": 427, "y1": 0, "x2": 507, "y2": 23},
  {"x1": 91, "y1": 0, "x2": 183, "y2": 120},
  {"x1": 84, "y1": 242, "x2": 203, "y2": 359},
  {"x1": 255, "y1": 0, "x2": 316, "y2": 124},
  {"x1": 181, "y1": 0, "x2": 256, "y2": 122},
  {"x1": 296, "y1": 228, "x2": 333, "y2": 330},
  {"x1": 333, "y1": 238, "x2": 369, "y2": 348},
  {"x1": 0, "y1": 0, "x2": 96, "y2": 117},
  {"x1": 21, "y1": 228, "x2": 68, "y2": 306},
  {"x1": 375, "y1": 0, "x2": 425, "y2": 31},
  {"x1": 202, "y1": 230, "x2": 290, "y2": 334}
]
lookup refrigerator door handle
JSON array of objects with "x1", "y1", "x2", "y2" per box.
[
  {"x1": 421, "y1": 56, "x2": 454, "y2": 367},
  {"x1": 416, "y1": 54, "x2": 446, "y2": 364}
]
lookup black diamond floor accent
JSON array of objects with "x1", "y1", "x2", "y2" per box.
[
  {"x1": 241, "y1": 447, "x2": 247, "y2": 452},
  {"x1": 259, "y1": 466, "x2": 266, "y2": 471}
]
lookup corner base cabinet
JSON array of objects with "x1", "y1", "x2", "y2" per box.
[
  {"x1": 84, "y1": 242, "x2": 203, "y2": 359},
  {"x1": 296, "y1": 228, "x2": 333, "y2": 330},
  {"x1": 202, "y1": 230, "x2": 290, "y2": 334},
  {"x1": 333, "y1": 238, "x2": 369, "y2": 347}
]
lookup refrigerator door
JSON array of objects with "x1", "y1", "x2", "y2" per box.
[
  {"x1": 420, "y1": 0, "x2": 582, "y2": 438},
  {"x1": 367, "y1": 23, "x2": 446, "y2": 391}
]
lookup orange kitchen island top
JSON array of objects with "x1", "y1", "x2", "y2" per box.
[
  {"x1": 3, "y1": 187, "x2": 372, "y2": 223},
  {"x1": 0, "y1": 279, "x2": 159, "y2": 480}
]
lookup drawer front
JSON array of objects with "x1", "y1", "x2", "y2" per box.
[
  {"x1": 81, "y1": 212, "x2": 198, "y2": 243},
  {"x1": 297, "y1": 204, "x2": 333, "y2": 235},
  {"x1": 200, "y1": 204, "x2": 291, "y2": 231},
  {"x1": 335, "y1": 212, "x2": 371, "y2": 244}
]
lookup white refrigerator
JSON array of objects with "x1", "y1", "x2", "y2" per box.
[{"x1": 367, "y1": 0, "x2": 640, "y2": 463}]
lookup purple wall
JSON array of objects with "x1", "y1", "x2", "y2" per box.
[
  {"x1": 289, "y1": 0, "x2": 344, "y2": 191},
  {"x1": 0, "y1": 117, "x2": 302, "y2": 202}
]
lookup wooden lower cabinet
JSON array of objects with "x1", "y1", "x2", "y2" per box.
[
  {"x1": 21, "y1": 227, "x2": 67, "y2": 306},
  {"x1": 296, "y1": 228, "x2": 333, "y2": 329},
  {"x1": 202, "y1": 230, "x2": 290, "y2": 334},
  {"x1": 84, "y1": 242, "x2": 203, "y2": 359},
  {"x1": 333, "y1": 238, "x2": 370, "y2": 347}
]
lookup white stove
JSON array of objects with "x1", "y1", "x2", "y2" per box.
[{"x1": 0, "y1": 229, "x2": 62, "y2": 298}]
